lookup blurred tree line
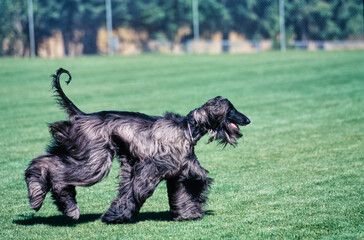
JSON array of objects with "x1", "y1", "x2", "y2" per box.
[{"x1": 0, "y1": 0, "x2": 363, "y2": 56}]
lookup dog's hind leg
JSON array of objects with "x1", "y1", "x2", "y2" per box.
[
  {"x1": 50, "y1": 184, "x2": 80, "y2": 220},
  {"x1": 25, "y1": 154, "x2": 53, "y2": 211},
  {"x1": 167, "y1": 158, "x2": 213, "y2": 221},
  {"x1": 101, "y1": 159, "x2": 162, "y2": 224},
  {"x1": 25, "y1": 154, "x2": 80, "y2": 219}
]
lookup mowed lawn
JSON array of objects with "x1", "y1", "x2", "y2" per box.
[{"x1": 0, "y1": 51, "x2": 363, "y2": 239}]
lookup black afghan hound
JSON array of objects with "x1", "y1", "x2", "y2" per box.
[{"x1": 24, "y1": 68, "x2": 250, "y2": 223}]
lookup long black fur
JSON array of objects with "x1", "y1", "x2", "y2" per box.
[{"x1": 24, "y1": 68, "x2": 250, "y2": 223}]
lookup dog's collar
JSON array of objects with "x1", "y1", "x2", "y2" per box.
[
  {"x1": 187, "y1": 122, "x2": 196, "y2": 145},
  {"x1": 187, "y1": 122, "x2": 199, "y2": 146}
]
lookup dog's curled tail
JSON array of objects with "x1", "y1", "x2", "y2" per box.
[{"x1": 52, "y1": 68, "x2": 84, "y2": 118}]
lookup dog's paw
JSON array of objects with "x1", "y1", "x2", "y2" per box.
[
  {"x1": 28, "y1": 182, "x2": 47, "y2": 211},
  {"x1": 101, "y1": 209, "x2": 132, "y2": 224},
  {"x1": 172, "y1": 211, "x2": 204, "y2": 221},
  {"x1": 65, "y1": 205, "x2": 80, "y2": 220}
]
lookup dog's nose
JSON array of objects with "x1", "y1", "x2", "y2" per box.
[{"x1": 245, "y1": 118, "x2": 251, "y2": 125}]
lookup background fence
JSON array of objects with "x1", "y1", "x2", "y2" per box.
[{"x1": 1, "y1": 0, "x2": 363, "y2": 57}]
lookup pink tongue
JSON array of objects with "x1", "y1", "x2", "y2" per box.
[{"x1": 229, "y1": 123, "x2": 238, "y2": 129}]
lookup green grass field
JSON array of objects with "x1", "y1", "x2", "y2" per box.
[{"x1": 0, "y1": 51, "x2": 363, "y2": 239}]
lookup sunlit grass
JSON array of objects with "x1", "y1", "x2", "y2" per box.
[{"x1": 0, "y1": 51, "x2": 363, "y2": 239}]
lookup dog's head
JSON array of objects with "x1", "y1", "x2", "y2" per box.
[{"x1": 191, "y1": 96, "x2": 250, "y2": 146}]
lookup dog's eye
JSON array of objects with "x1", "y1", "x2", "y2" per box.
[{"x1": 228, "y1": 109, "x2": 235, "y2": 117}]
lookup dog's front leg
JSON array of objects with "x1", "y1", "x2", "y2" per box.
[
  {"x1": 167, "y1": 157, "x2": 213, "y2": 221},
  {"x1": 101, "y1": 159, "x2": 162, "y2": 224}
]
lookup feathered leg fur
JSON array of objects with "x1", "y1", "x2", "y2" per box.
[
  {"x1": 101, "y1": 158, "x2": 163, "y2": 223},
  {"x1": 167, "y1": 157, "x2": 213, "y2": 220}
]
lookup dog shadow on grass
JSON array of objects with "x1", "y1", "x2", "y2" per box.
[
  {"x1": 13, "y1": 210, "x2": 214, "y2": 227},
  {"x1": 13, "y1": 213, "x2": 101, "y2": 227},
  {"x1": 129, "y1": 210, "x2": 214, "y2": 224}
]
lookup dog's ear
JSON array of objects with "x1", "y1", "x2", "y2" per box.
[
  {"x1": 191, "y1": 107, "x2": 208, "y2": 126},
  {"x1": 203, "y1": 97, "x2": 229, "y2": 122},
  {"x1": 190, "y1": 96, "x2": 231, "y2": 128}
]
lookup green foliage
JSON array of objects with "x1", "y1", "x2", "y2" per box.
[
  {"x1": 0, "y1": 0, "x2": 27, "y2": 55},
  {"x1": 225, "y1": 0, "x2": 279, "y2": 39},
  {"x1": 0, "y1": 51, "x2": 363, "y2": 239},
  {"x1": 285, "y1": 0, "x2": 364, "y2": 40},
  {"x1": 1, "y1": 0, "x2": 363, "y2": 55}
]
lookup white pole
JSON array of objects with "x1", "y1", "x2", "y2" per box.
[
  {"x1": 279, "y1": 0, "x2": 286, "y2": 52},
  {"x1": 105, "y1": 0, "x2": 113, "y2": 55},
  {"x1": 27, "y1": 0, "x2": 36, "y2": 57},
  {"x1": 192, "y1": 0, "x2": 200, "y2": 53}
]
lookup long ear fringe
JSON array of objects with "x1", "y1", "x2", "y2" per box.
[
  {"x1": 207, "y1": 129, "x2": 238, "y2": 148},
  {"x1": 192, "y1": 107, "x2": 209, "y2": 127}
]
